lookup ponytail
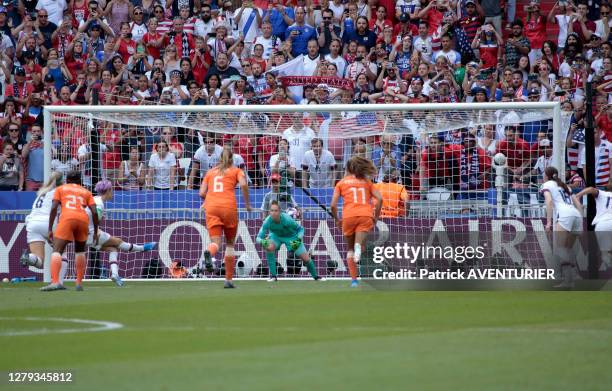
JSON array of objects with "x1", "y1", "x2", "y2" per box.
[
  {"x1": 37, "y1": 172, "x2": 64, "y2": 197},
  {"x1": 545, "y1": 166, "x2": 571, "y2": 196},
  {"x1": 218, "y1": 144, "x2": 234, "y2": 175}
]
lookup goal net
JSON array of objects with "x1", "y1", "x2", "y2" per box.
[{"x1": 43, "y1": 102, "x2": 563, "y2": 281}]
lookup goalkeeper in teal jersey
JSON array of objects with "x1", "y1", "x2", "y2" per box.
[{"x1": 256, "y1": 201, "x2": 322, "y2": 281}]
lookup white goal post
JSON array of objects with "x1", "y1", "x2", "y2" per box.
[{"x1": 42, "y1": 102, "x2": 563, "y2": 282}]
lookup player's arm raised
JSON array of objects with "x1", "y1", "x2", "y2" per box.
[{"x1": 238, "y1": 173, "x2": 253, "y2": 212}]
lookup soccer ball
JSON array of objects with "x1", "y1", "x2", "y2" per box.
[
  {"x1": 493, "y1": 153, "x2": 507, "y2": 166},
  {"x1": 286, "y1": 207, "x2": 300, "y2": 220}
]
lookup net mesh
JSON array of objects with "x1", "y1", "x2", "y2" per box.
[{"x1": 46, "y1": 104, "x2": 559, "y2": 280}]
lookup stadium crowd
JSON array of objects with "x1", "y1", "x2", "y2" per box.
[{"x1": 0, "y1": 0, "x2": 610, "y2": 207}]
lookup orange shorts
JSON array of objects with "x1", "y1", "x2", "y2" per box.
[
  {"x1": 205, "y1": 208, "x2": 238, "y2": 240},
  {"x1": 342, "y1": 216, "x2": 374, "y2": 237},
  {"x1": 54, "y1": 218, "x2": 89, "y2": 242}
]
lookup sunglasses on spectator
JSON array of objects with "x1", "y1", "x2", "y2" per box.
[
  {"x1": 154, "y1": 9, "x2": 164, "y2": 13},
  {"x1": 134, "y1": 11, "x2": 143, "y2": 15},
  {"x1": 9, "y1": 128, "x2": 19, "y2": 132},
  {"x1": 38, "y1": 14, "x2": 48, "y2": 17},
  {"x1": 242, "y1": 63, "x2": 251, "y2": 67}
]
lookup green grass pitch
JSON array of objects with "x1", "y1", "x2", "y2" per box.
[{"x1": 1, "y1": 281, "x2": 611, "y2": 391}]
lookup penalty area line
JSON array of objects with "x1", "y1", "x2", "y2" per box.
[{"x1": 0, "y1": 317, "x2": 124, "y2": 337}]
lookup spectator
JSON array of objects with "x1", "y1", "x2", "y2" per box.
[
  {"x1": 530, "y1": 137, "x2": 553, "y2": 184},
  {"x1": 51, "y1": 141, "x2": 79, "y2": 179},
  {"x1": 188, "y1": 133, "x2": 222, "y2": 189},
  {"x1": 478, "y1": 124, "x2": 497, "y2": 156},
  {"x1": 497, "y1": 126, "x2": 533, "y2": 183},
  {"x1": 260, "y1": 172, "x2": 300, "y2": 219},
  {"x1": 456, "y1": 134, "x2": 491, "y2": 200},
  {"x1": 420, "y1": 134, "x2": 461, "y2": 193},
  {"x1": 504, "y1": 20, "x2": 530, "y2": 68},
  {"x1": 0, "y1": 99, "x2": 23, "y2": 130},
  {"x1": 262, "y1": 0, "x2": 294, "y2": 41},
  {"x1": 104, "y1": 0, "x2": 134, "y2": 36},
  {"x1": 205, "y1": 51, "x2": 239, "y2": 82},
  {"x1": 372, "y1": 134, "x2": 401, "y2": 182},
  {"x1": 0, "y1": 142, "x2": 23, "y2": 191},
  {"x1": 194, "y1": 4, "x2": 215, "y2": 38},
  {"x1": 547, "y1": 2, "x2": 573, "y2": 52},
  {"x1": 581, "y1": 128, "x2": 612, "y2": 188},
  {"x1": 343, "y1": 16, "x2": 376, "y2": 52},
  {"x1": 32, "y1": 8, "x2": 58, "y2": 50},
  {"x1": 318, "y1": 8, "x2": 342, "y2": 56},
  {"x1": 37, "y1": 0, "x2": 68, "y2": 27},
  {"x1": 301, "y1": 138, "x2": 336, "y2": 188},
  {"x1": 3, "y1": 122, "x2": 25, "y2": 155},
  {"x1": 286, "y1": 6, "x2": 316, "y2": 57},
  {"x1": 147, "y1": 139, "x2": 176, "y2": 190},
  {"x1": 569, "y1": 1, "x2": 596, "y2": 44},
  {"x1": 268, "y1": 138, "x2": 295, "y2": 188},
  {"x1": 524, "y1": 1, "x2": 547, "y2": 65},
  {"x1": 117, "y1": 145, "x2": 145, "y2": 190}
]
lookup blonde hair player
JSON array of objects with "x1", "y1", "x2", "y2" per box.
[
  {"x1": 20, "y1": 172, "x2": 71, "y2": 288},
  {"x1": 200, "y1": 145, "x2": 253, "y2": 288},
  {"x1": 41, "y1": 171, "x2": 99, "y2": 292},
  {"x1": 86, "y1": 180, "x2": 158, "y2": 287},
  {"x1": 331, "y1": 156, "x2": 382, "y2": 287},
  {"x1": 576, "y1": 183, "x2": 612, "y2": 270},
  {"x1": 541, "y1": 166, "x2": 583, "y2": 288}
]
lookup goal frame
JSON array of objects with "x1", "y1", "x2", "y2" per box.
[{"x1": 42, "y1": 102, "x2": 563, "y2": 282}]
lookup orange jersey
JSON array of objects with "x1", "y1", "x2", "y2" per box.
[
  {"x1": 202, "y1": 166, "x2": 245, "y2": 210},
  {"x1": 334, "y1": 175, "x2": 376, "y2": 218},
  {"x1": 53, "y1": 183, "x2": 95, "y2": 223},
  {"x1": 373, "y1": 182, "x2": 408, "y2": 218}
]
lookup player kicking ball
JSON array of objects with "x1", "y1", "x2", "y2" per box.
[
  {"x1": 87, "y1": 180, "x2": 157, "y2": 287},
  {"x1": 41, "y1": 171, "x2": 98, "y2": 292},
  {"x1": 256, "y1": 201, "x2": 322, "y2": 281},
  {"x1": 331, "y1": 156, "x2": 382, "y2": 287}
]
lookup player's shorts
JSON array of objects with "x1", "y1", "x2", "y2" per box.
[
  {"x1": 268, "y1": 233, "x2": 307, "y2": 257},
  {"x1": 595, "y1": 220, "x2": 612, "y2": 252},
  {"x1": 86, "y1": 230, "x2": 112, "y2": 250},
  {"x1": 205, "y1": 208, "x2": 238, "y2": 240},
  {"x1": 342, "y1": 216, "x2": 374, "y2": 237},
  {"x1": 557, "y1": 214, "x2": 583, "y2": 233},
  {"x1": 26, "y1": 220, "x2": 49, "y2": 244},
  {"x1": 54, "y1": 218, "x2": 89, "y2": 242}
]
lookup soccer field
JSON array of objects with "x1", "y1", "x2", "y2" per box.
[{"x1": 1, "y1": 282, "x2": 611, "y2": 391}]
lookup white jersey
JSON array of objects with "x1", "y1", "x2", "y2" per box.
[
  {"x1": 193, "y1": 144, "x2": 223, "y2": 178},
  {"x1": 26, "y1": 190, "x2": 56, "y2": 223},
  {"x1": 540, "y1": 180, "x2": 581, "y2": 219},
  {"x1": 593, "y1": 190, "x2": 612, "y2": 226},
  {"x1": 87, "y1": 196, "x2": 105, "y2": 233}
]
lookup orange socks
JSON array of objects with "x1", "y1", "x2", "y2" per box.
[
  {"x1": 225, "y1": 255, "x2": 235, "y2": 280},
  {"x1": 347, "y1": 257, "x2": 358, "y2": 280},
  {"x1": 208, "y1": 243, "x2": 219, "y2": 257},
  {"x1": 50, "y1": 253, "x2": 62, "y2": 284},
  {"x1": 75, "y1": 253, "x2": 86, "y2": 285}
]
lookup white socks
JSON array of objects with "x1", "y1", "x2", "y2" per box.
[
  {"x1": 118, "y1": 242, "x2": 144, "y2": 252},
  {"x1": 109, "y1": 252, "x2": 119, "y2": 277},
  {"x1": 29, "y1": 254, "x2": 43, "y2": 269}
]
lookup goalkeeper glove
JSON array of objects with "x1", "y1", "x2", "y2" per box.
[
  {"x1": 260, "y1": 238, "x2": 270, "y2": 249},
  {"x1": 289, "y1": 238, "x2": 302, "y2": 251}
]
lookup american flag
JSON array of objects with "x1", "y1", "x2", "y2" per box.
[
  {"x1": 567, "y1": 127, "x2": 584, "y2": 170},
  {"x1": 330, "y1": 112, "x2": 383, "y2": 137}
]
